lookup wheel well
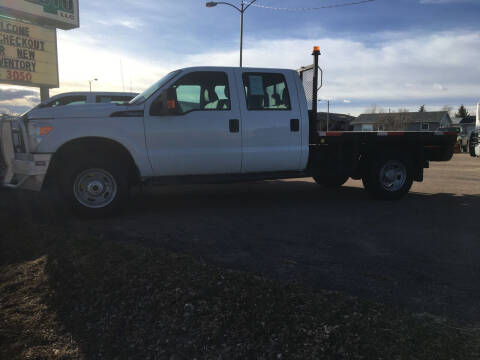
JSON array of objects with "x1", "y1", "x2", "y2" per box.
[
  {"x1": 358, "y1": 146, "x2": 423, "y2": 181},
  {"x1": 44, "y1": 137, "x2": 140, "y2": 189}
]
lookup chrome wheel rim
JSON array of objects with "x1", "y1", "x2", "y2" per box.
[
  {"x1": 73, "y1": 168, "x2": 117, "y2": 209},
  {"x1": 379, "y1": 160, "x2": 407, "y2": 192}
]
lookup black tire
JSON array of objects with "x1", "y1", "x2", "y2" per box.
[
  {"x1": 59, "y1": 156, "x2": 129, "y2": 218},
  {"x1": 362, "y1": 155, "x2": 413, "y2": 200},
  {"x1": 470, "y1": 144, "x2": 477, "y2": 157},
  {"x1": 313, "y1": 174, "x2": 349, "y2": 188}
]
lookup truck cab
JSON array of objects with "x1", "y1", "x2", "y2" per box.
[{"x1": 140, "y1": 67, "x2": 309, "y2": 176}]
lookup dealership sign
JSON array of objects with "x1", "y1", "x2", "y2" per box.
[
  {"x1": 0, "y1": 0, "x2": 79, "y2": 30},
  {"x1": 0, "y1": 17, "x2": 58, "y2": 88}
]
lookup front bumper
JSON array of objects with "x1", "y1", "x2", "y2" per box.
[{"x1": 1, "y1": 115, "x2": 51, "y2": 191}]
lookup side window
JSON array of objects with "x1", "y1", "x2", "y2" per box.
[
  {"x1": 47, "y1": 96, "x2": 87, "y2": 107},
  {"x1": 176, "y1": 85, "x2": 202, "y2": 112},
  {"x1": 152, "y1": 71, "x2": 231, "y2": 116},
  {"x1": 242, "y1": 73, "x2": 291, "y2": 111},
  {"x1": 96, "y1": 95, "x2": 134, "y2": 104}
]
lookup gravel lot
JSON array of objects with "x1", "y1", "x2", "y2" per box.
[{"x1": 3, "y1": 153, "x2": 480, "y2": 324}]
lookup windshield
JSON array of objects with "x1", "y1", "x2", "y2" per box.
[{"x1": 129, "y1": 70, "x2": 181, "y2": 105}]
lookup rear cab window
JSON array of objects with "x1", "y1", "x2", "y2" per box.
[{"x1": 242, "y1": 73, "x2": 291, "y2": 111}]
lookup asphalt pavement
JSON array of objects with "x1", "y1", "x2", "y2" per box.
[{"x1": 2, "y1": 153, "x2": 480, "y2": 324}]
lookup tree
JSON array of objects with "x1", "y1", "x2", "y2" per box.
[
  {"x1": 418, "y1": 105, "x2": 426, "y2": 112},
  {"x1": 365, "y1": 104, "x2": 385, "y2": 114},
  {"x1": 397, "y1": 108, "x2": 409, "y2": 113},
  {"x1": 455, "y1": 104, "x2": 469, "y2": 119}
]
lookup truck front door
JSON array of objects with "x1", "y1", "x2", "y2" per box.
[
  {"x1": 236, "y1": 70, "x2": 303, "y2": 173},
  {"x1": 144, "y1": 70, "x2": 242, "y2": 176}
]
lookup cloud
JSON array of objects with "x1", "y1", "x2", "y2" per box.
[
  {"x1": 2, "y1": 29, "x2": 479, "y2": 116},
  {"x1": 186, "y1": 31, "x2": 480, "y2": 105},
  {"x1": 0, "y1": 89, "x2": 39, "y2": 102},
  {"x1": 96, "y1": 18, "x2": 144, "y2": 30},
  {"x1": 433, "y1": 83, "x2": 447, "y2": 91},
  {"x1": 420, "y1": 0, "x2": 474, "y2": 3}
]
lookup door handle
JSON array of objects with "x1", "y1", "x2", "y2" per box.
[
  {"x1": 290, "y1": 119, "x2": 300, "y2": 132},
  {"x1": 229, "y1": 119, "x2": 240, "y2": 133}
]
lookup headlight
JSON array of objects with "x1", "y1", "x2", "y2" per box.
[{"x1": 28, "y1": 120, "x2": 53, "y2": 150}]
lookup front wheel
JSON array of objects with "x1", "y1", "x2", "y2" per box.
[
  {"x1": 60, "y1": 158, "x2": 129, "y2": 218},
  {"x1": 362, "y1": 156, "x2": 413, "y2": 200}
]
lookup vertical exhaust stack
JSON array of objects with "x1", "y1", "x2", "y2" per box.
[
  {"x1": 311, "y1": 46, "x2": 321, "y2": 118},
  {"x1": 477, "y1": 101, "x2": 480, "y2": 129},
  {"x1": 472, "y1": 101, "x2": 480, "y2": 157}
]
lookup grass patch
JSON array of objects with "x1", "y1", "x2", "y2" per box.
[{"x1": 1, "y1": 224, "x2": 479, "y2": 359}]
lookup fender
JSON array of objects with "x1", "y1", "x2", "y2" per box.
[{"x1": 35, "y1": 114, "x2": 154, "y2": 177}]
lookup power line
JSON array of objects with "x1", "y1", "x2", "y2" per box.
[{"x1": 252, "y1": 0, "x2": 376, "y2": 11}]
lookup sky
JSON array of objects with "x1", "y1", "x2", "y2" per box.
[{"x1": 0, "y1": 0, "x2": 479, "y2": 116}]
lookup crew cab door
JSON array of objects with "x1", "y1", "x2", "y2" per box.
[
  {"x1": 144, "y1": 69, "x2": 242, "y2": 176},
  {"x1": 235, "y1": 70, "x2": 303, "y2": 173}
]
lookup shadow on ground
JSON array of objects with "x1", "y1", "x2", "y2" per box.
[{"x1": 2, "y1": 180, "x2": 480, "y2": 325}]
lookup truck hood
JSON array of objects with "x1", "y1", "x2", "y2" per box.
[{"x1": 24, "y1": 103, "x2": 140, "y2": 120}]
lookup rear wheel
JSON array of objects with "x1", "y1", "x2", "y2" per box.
[
  {"x1": 60, "y1": 157, "x2": 129, "y2": 218},
  {"x1": 362, "y1": 156, "x2": 413, "y2": 200}
]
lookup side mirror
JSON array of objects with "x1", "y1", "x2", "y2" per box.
[
  {"x1": 150, "y1": 99, "x2": 164, "y2": 116},
  {"x1": 166, "y1": 88, "x2": 178, "y2": 114},
  {"x1": 150, "y1": 88, "x2": 178, "y2": 116}
]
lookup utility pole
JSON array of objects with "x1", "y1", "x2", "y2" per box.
[{"x1": 327, "y1": 100, "x2": 330, "y2": 131}]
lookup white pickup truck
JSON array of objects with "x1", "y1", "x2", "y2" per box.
[{"x1": 1, "y1": 50, "x2": 457, "y2": 217}]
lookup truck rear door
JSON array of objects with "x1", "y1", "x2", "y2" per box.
[{"x1": 235, "y1": 69, "x2": 303, "y2": 173}]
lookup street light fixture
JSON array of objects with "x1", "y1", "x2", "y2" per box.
[
  {"x1": 206, "y1": 0, "x2": 257, "y2": 67},
  {"x1": 89, "y1": 78, "x2": 98, "y2": 93}
]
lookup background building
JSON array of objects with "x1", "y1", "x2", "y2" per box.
[{"x1": 350, "y1": 111, "x2": 452, "y2": 131}]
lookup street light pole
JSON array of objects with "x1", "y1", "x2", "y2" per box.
[
  {"x1": 89, "y1": 78, "x2": 98, "y2": 93},
  {"x1": 327, "y1": 100, "x2": 330, "y2": 131},
  {"x1": 240, "y1": 2, "x2": 244, "y2": 67},
  {"x1": 206, "y1": 0, "x2": 257, "y2": 67}
]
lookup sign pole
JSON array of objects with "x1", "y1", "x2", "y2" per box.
[{"x1": 40, "y1": 87, "x2": 49, "y2": 103}]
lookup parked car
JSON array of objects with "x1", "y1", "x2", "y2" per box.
[
  {"x1": 1, "y1": 49, "x2": 457, "y2": 217},
  {"x1": 28, "y1": 91, "x2": 138, "y2": 112}
]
